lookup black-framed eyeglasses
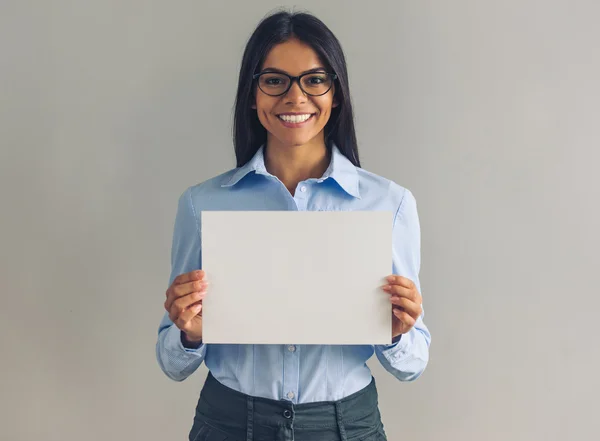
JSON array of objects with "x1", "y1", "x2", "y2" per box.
[{"x1": 253, "y1": 71, "x2": 338, "y2": 97}]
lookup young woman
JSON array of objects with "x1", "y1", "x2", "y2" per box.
[{"x1": 157, "y1": 10, "x2": 431, "y2": 441}]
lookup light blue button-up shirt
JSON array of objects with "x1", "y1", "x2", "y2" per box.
[{"x1": 156, "y1": 144, "x2": 431, "y2": 403}]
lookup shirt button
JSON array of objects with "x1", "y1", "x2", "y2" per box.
[
  {"x1": 300, "y1": 186, "x2": 307, "y2": 192},
  {"x1": 283, "y1": 409, "x2": 292, "y2": 418},
  {"x1": 287, "y1": 391, "x2": 295, "y2": 399},
  {"x1": 288, "y1": 345, "x2": 296, "y2": 352}
]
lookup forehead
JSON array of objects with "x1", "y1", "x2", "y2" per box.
[{"x1": 261, "y1": 38, "x2": 325, "y2": 74}]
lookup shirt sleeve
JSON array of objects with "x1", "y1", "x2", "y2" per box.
[
  {"x1": 374, "y1": 188, "x2": 431, "y2": 381},
  {"x1": 155, "y1": 187, "x2": 207, "y2": 381}
]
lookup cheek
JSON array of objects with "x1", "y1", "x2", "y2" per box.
[
  {"x1": 255, "y1": 98, "x2": 276, "y2": 126},
  {"x1": 316, "y1": 98, "x2": 334, "y2": 122}
]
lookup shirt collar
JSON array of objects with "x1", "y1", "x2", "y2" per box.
[{"x1": 221, "y1": 143, "x2": 361, "y2": 198}]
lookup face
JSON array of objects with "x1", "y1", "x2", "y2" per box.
[{"x1": 253, "y1": 38, "x2": 338, "y2": 149}]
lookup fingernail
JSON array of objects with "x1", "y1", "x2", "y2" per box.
[{"x1": 382, "y1": 285, "x2": 391, "y2": 291}]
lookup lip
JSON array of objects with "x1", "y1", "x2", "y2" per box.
[
  {"x1": 276, "y1": 112, "x2": 316, "y2": 128},
  {"x1": 277, "y1": 112, "x2": 316, "y2": 116}
]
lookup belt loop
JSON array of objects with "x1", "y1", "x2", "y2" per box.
[
  {"x1": 246, "y1": 396, "x2": 254, "y2": 441},
  {"x1": 334, "y1": 401, "x2": 348, "y2": 441}
]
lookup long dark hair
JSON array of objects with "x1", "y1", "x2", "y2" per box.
[{"x1": 232, "y1": 10, "x2": 361, "y2": 168}]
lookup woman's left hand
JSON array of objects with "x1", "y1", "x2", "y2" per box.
[{"x1": 382, "y1": 275, "x2": 423, "y2": 338}]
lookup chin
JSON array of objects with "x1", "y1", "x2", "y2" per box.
[
  {"x1": 275, "y1": 133, "x2": 315, "y2": 148},
  {"x1": 290, "y1": 138, "x2": 312, "y2": 147}
]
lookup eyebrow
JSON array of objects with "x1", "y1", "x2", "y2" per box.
[{"x1": 260, "y1": 67, "x2": 327, "y2": 75}]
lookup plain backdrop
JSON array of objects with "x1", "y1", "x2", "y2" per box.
[{"x1": 1, "y1": 1, "x2": 598, "y2": 440}]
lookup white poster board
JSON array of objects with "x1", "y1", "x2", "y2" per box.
[{"x1": 200, "y1": 211, "x2": 392, "y2": 345}]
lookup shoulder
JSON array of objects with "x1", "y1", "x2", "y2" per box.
[
  {"x1": 189, "y1": 168, "x2": 237, "y2": 195},
  {"x1": 356, "y1": 166, "x2": 415, "y2": 208},
  {"x1": 177, "y1": 168, "x2": 240, "y2": 208}
]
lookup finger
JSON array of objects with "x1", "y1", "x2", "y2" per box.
[
  {"x1": 174, "y1": 270, "x2": 205, "y2": 286},
  {"x1": 393, "y1": 308, "x2": 416, "y2": 329},
  {"x1": 165, "y1": 279, "x2": 208, "y2": 311},
  {"x1": 175, "y1": 303, "x2": 203, "y2": 330},
  {"x1": 187, "y1": 297, "x2": 204, "y2": 315},
  {"x1": 166, "y1": 288, "x2": 207, "y2": 318},
  {"x1": 382, "y1": 284, "x2": 419, "y2": 303},
  {"x1": 390, "y1": 296, "x2": 423, "y2": 318},
  {"x1": 173, "y1": 279, "x2": 209, "y2": 298},
  {"x1": 385, "y1": 275, "x2": 414, "y2": 289},
  {"x1": 165, "y1": 269, "x2": 204, "y2": 301},
  {"x1": 172, "y1": 290, "x2": 207, "y2": 314},
  {"x1": 168, "y1": 291, "x2": 206, "y2": 324}
]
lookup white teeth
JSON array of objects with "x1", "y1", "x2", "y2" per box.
[{"x1": 279, "y1": 114, "x2": 312, "y2": 123}]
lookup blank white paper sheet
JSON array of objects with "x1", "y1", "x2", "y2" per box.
[{"x1": 200, "y1": 210, "x2": 393, "y2": 345}]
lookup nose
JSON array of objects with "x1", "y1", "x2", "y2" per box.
[{"x1": 284, "y1": 79, "x2": 307, "y2": 104}]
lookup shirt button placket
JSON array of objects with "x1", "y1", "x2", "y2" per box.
[
  {"x1": 295, "y1": 184, "x2": 308, "y2": 211},
  {"x1": 283, "y1": 343, "x2": 299, "y2": 404}
]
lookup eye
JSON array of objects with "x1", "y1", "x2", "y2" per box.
[
  {"x1": 259, "y1": 74, "x2": 289, "y2": 88},
  {"x1": 302, "y1": 73, "x2": 330, "y2": 89}
]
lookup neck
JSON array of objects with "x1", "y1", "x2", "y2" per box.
[{"x1": 264, "y1": 136, "x2": 331, "y2": 195}]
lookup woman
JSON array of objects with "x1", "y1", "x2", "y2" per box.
[{"x1": 157, "y1": 10, "x2": 431, "y2": 441}]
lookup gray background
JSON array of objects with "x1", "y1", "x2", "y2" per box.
[{"x1": 1, "y1": 1, "x2": 598, "y2": 440}]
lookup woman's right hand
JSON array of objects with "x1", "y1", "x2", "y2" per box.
[{"x1": 164, "y1": 270, "x2": 208, "y2": 344}]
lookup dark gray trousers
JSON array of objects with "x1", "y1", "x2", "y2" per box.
[{"x1": 189, "y1": 372, "x2": 388, "y2": 441}]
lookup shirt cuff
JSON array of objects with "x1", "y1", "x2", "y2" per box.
[
  {"x1": 375, "y1": 331, "x2": 410, "y2": 358},
  {"x1": 379, "y1": 334, "x2": 402, "y2": 349},
  {"x1": 165, "y1": 323, "x2": 206, "y2": 356}
]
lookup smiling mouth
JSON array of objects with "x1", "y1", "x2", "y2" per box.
[{"x1": 277, "y1": 113, "x2": 315, "y2": 124}]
